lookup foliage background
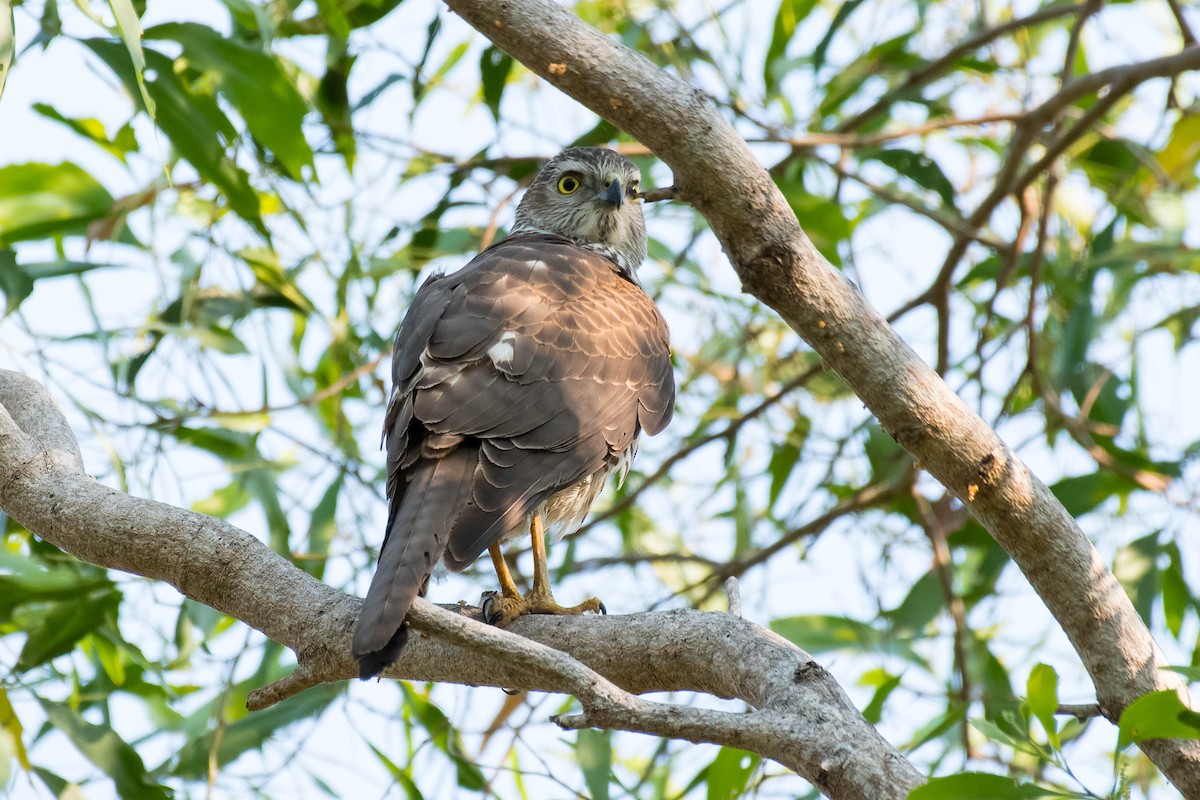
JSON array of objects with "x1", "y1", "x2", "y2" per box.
[{"x1": 0, "y1": 0, "x2": 1198, "y2": 797}]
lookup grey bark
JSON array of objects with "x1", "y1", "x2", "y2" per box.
[
  {"x1": 0, "y1": 369, "x2": 924, "y2": 799},
  {"x1": 440, "y1": 0, "x2": 1200, "y2": 795}
]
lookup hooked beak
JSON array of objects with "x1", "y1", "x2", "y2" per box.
[{"x1": 598, "y1": 179, "x2": 623, "y2": 209}]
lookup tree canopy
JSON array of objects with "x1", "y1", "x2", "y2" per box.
[{"x1": 1, "y1": 0, "x2": 1199, "y2": 798}]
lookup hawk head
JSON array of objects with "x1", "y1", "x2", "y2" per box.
[{"x1": 511, "y1": 147, "x2": 647, "y2": 277}]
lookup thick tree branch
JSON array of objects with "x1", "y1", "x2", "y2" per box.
[
  {"x1": 441, "y1": 1, "x2": 1200, "y2": 794},
  {"x1": 0, "y1": 370, "x2": 923, "y2": 800}
]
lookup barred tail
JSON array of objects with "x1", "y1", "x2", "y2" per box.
[{"x1": 352, "y1": 447, "x2": 476, "y2": 679}]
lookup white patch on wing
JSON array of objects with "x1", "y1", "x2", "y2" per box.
[
  {"x1": 487, "y1": 331, "x2": 518, "y2": 369},
  {"x1": 528, "y1": 259, "x2": 549, "y2": 271}
]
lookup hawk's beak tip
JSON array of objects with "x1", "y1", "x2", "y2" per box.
[{"x1": 600, "y1": 180, "x2": 623, "y2": 208}]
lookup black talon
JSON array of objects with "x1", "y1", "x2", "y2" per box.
[
  {"x1": 598, "y1": 601, "x2": 607, "y2": 615},
  {"x1": 480, "y1": 592, "x2": 498, "y2": 625}
]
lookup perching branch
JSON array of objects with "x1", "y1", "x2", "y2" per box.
[
  {"x1": 0, "y1": 369, "x2": 924, "y2": 800},
  {"x1": 440, "y1": 0, "x2": 1200, "y2": 794}
]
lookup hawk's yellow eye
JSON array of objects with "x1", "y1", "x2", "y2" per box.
[{"x1": 557, "y1": 175, "x2": 581, "y2": 194}]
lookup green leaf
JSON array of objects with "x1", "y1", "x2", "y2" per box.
[
  {"x1": 169, "y1": 682, "x2": 341, "y2": 778},
  {"x1": 860, "y1": 670, "x2": 901, "y2": 724},
  {"x1": 1162, "y1": 545, "x2": 1189, "y2": 638},
  {"x1": 1048, "y1": 472, "x2": 1134, "y2": 517},
  {"x1": 1118, "y1": 690, "x2": 1200, "y2": 748},
  {"x1": 17, "y1": 588, "x2": 121, "y2": 671},
  {"x1": 864, "y1": 148, "x2": 958, "y2": 209},
  {"x1": 33, "y1": 103, "x2": 139, "y2": 162},
  {"x1": 0, "y1": 252, "x2": 116, "y2": 314},
  {"x1": 812, "y1": 0, "x2": 866, "y2": 72},
  {"x1": 302, "y1": 472, "x2": 343, "y2": 579},
  {"x1": 705, "y1": 747, "x2": 758, "y2": 800},
  {"x1": 771, "y1": 614, "x2": 924, "y2": 666},
  {"x1": 764, "y1": 0, "x2": 819, "y2": 94},
  {"x1": 0, "y1": 0, "x2": 13, "y2": 104},
  {"x1": 1113, "y1": 531, "x2": 1162, "y2": 627},
  {"x1": 908, "y1": 772, "x2": 1074, "y2": 799},
  {"x1": 313, "y1": 0, "x2": 351, "y2": 38},
  {"x1": 767, "y1": 416, "x2": 808, "y2": 508},
  {"x1": 1165, "y1": 666, "x2": 1200, "y2": 683},
  {"x1": 817, "y1": 34, "x2": 915, "y2": 120},
  {"x1": 107, "y1": 0, "x2": 156, "y2": 118},
  {"x1": 1156, "y1": 115, "x2": 1200, "y2": 187},
  {"x1": 885, "y1": 571, "x2": 944, "y2": 634},
  {"x1": 479, "y1": 45, "x2": 513, "y2": 120},
  {"x1": 778, "y1": 181, "x2": 853, "y2": 264},
  {"x1": 239, "y1": 248, "x2": 316, "y2": 314},
  {"x1": 0, "y1": 162, "x2": 114, "y2": 246},
  {"x1": 40, "y1": 699, "x2": 173, "y2": 799},
  {"x1": 577, "y1": 729, "x2": 611, "y2": 800},
  {"x1": 85, "y1": 39, "x2": 264, "y2": 231},
  {"x1": 969, "y1": 718, "x2": 1047, "y2": 759},
  {"x1": 368, "y1": 744, "x2": 425, "y2": 799},
  {"x1": 192, "y1": 480, "x2": 253, "y2": 518},
  {"x1": 1026, "y1": 664, "x2": 1059, "y2": 749},
  {"x1": 0, "y1": 248, "x2": 31, "y2": 314},
  {"x1": 0, "y1": 687, "x2": 29, "y2": 772},
  {"x1": 401, "y1": 685, "x2": 485, "y2": 790},
  {"x1": 146, "y1": 23, "x2": 314, "y2": 180}
]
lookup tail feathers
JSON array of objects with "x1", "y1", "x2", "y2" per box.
[{"x1": 353, "y1": 447, "x2": 476, "y2": 678}]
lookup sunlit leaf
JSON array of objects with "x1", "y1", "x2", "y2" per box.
[
  {"x1": 0, "y1": 687, "x2": 29, "y2": 772},
  {"x1": 85, "y1": 39, "x2": 264, "y2": 231},
  {"x1": 146, "y1": 23, "x2": 314, "y2": 180},
  {"x1": 1118, "y1": 690, "x2": 1200, "y2": 748},
  {"x1": 0, "y1": 0, "x2": 14, "y2": 104},
  {"x1": 705, "y1": 747, "x2": 759, "y2": 800},
  {"x1": 0, "y1": 162, "x2": 113, "y2": 246},
  {"x1": 107, "y1": 0, "x2": 156, "y2": 118},
  {"x1": 764, "y1": 0, "x2": 819, "y2": 94},
  {"x1": 1026, "y1": 664, "x2": 1059, "y2": 749}
]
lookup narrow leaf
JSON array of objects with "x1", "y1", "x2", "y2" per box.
[
  {"x1": 908, "y1": 773, "x2": 1073, "y2": 799},
  {"x1": 40, "y1": 699, "x2": 173, "y2": 799},
  {"x1": 0, "y1": 687, "x2": 29, "y2": 771},
  {"x1": 0, "y1": 0, "x2": 13, "y2": 104},
  {"x1": 106, "y1": 0, "x2": 156, "y2": 117},
  {"x1": 577, "y1": 729, "x2": 611, "y2": 800}
]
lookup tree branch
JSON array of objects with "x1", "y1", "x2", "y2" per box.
[
  {"x1": 440, "y1": 1, "x2": 1200, "y2": 794},
  {"x1": 0, "y1": 369, "x2": 923, "y2": 800}
]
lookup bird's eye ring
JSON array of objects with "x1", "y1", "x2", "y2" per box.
[{"x1": 557, "y1": 175, "x2": 581, "y2": 194}]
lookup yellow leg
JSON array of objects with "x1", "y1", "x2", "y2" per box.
[
  {"x1": 480, "y1": 512, "x2": 605, "y2": 626},
  {"x1": 489, "y1": 543, "x2": 522, "y2": 599},
  {"x1": 528, "y1": 512, "x2": 552, "y2": 599}
]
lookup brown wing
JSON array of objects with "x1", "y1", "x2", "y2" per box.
[
  {"x1": 415, "y1": 234, "x2": 673, "y2": 566},
  {"x1": 352, "y1": 234, "x2": 673, "y2": 676}
]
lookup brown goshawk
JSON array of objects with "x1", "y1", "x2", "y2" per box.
[{"x1": 353, "y1": 147, "x2": 675, "y2": 678}]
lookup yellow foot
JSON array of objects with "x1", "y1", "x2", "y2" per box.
[{"x1": 479, "y1": 590, "x2": 606, "y2": 627}]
